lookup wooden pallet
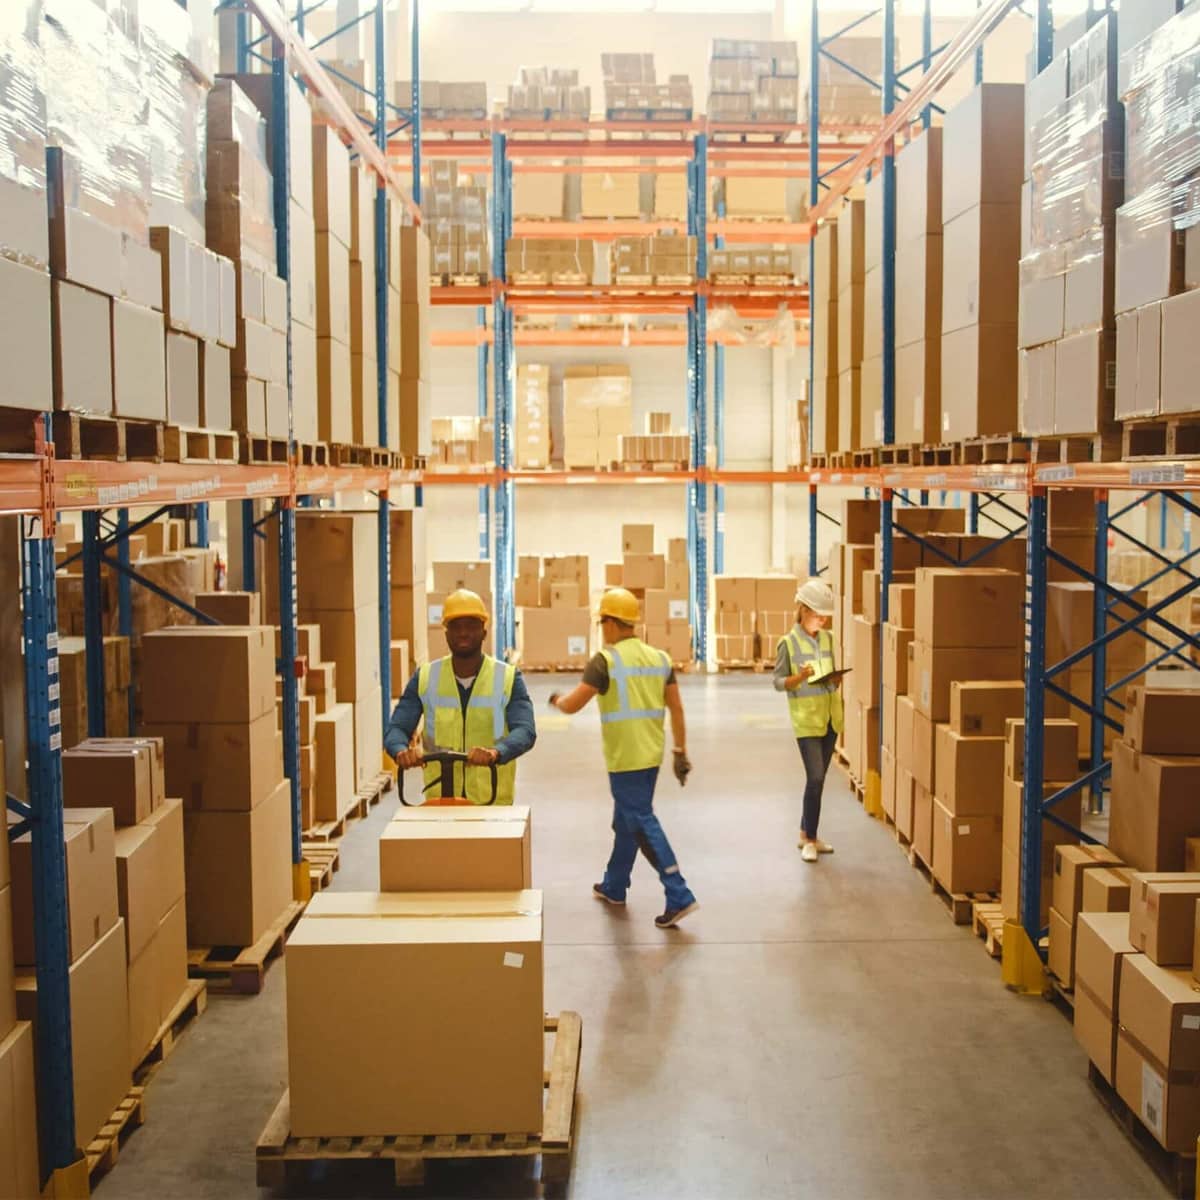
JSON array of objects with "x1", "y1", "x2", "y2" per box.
[
  {"x1": 549, "y1": 271, "x2": 590, "y2": 286},
  {"x1": 960, "y1": 434, "x2": 1031, "y2": 465},
  {"x1": 187, "y1": 899, "x2": 307, "y2": 994},
  {"x1": 302, "y1": 842, "x2": 340, "y2": 891},
  {"x1": 616, "y1": 460, "x2": 690, "y2": 473},
  {"x1": 429, "y1": 273, "x2": 447, "y2": 288},
  {"x1": 449, "y1": 273, "x2": 489, "y2": 287},
  {"x1": 241, "y1": 434, "x2": 291, "y2": 465},
  {"x1": 851, "y1": 448, "x2": 878, "y2": 468},
  {"x1": 519, "y1": 662, "x2": 590, "y2": 673},
  {"x1": 1087, "y1": 1061, "x2": 1197, "y2": 1198},
  {"x1": 877, "y1": 443, "x2": 921, "y2": 466},
  {"x1": 509, "y1": 271, "x2": 550, "y2": 286},
  {"x1": 303, "y1": 772, "x2": 392, "y2": 843},
  {"x1": 164, "y1": 425, "x2": 239, "y2": 465},
  {"x1": 606, "y1": 106, "x2": 693, "y2": 122},
  {"x1": 256, "y1": 1012, "x2": 582, "y2": 1192},
  {"x1": 715, "y1": 660, "x2": 768, "y2": 673},
  {"x1": 908, "y1": 849, "x2": 991, "y2": 925},
  {"x1": 710, "y1": 272, "x2": 752, "y2": 286},
  {"x1": 1031, "y1": 431, "x2": 1123, "y2": 464},
  {"x1": 654, "y1": 274, "x2": 696, "y2": 287},
  {"x1": 1122, "y1": 416, "x2": 1200, "y2": 461},
  {"x1": 298, "y1": 441, "x2": 330, "y2": 467},
  {"x1": 53, "y1": 413, "x2": 164, "y2": 462},
  {"x1": 133, "y1": 979, "x2": 208, "y2": 1083},
  {"x1": 330, "y1": 443, "x2": 392, "y2": 468},
  {"x1": 916, "y1": 442, "x2": 957, "y2": 466},
  {"x1": 971, "y1": 901, "x2": 1005, "y2": 959},
  {"x1": 86, "y1": 1087, "x2": 146, "y2": 1187},
  {"x1": 612, "y1": 274, "x2": 654, "y2": 288},
  {"x1": 0, "y1": 408, "x2": 49, "y2": 455}
]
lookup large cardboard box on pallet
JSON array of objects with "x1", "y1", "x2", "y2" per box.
[
  {"x1": 381, "y1": 808, "x2": 533, "y2": 892},
  {"x1": 313, "y1": 703, "x2": 356, "y2": 823},
  {"x1": 1109, "y1": 740, "x2": 1200, "y2": 872},
  {"x1": 932, "y1": 800, "x2": 1001, "y2": 894},
  {"x1": 0, "y1": 1022, "x2": 39, "y2": 1199},
  {"x1": 1128, "y1": 876, "x2": 1200, "y2": 966},
  {"x1": 1073, "y1": 912, "x2": 1136, "y2": 1084},
  {"x1": 517, "y1": 607, "x2": 590, "y2": 668},
  {"x1": 286, "y1": 891, "x2": 545, "y2": 1137}
]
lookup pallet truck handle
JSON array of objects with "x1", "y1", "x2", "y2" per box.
[{"x1": 397, "y1": 749, "x2": 498, "y2": 806}]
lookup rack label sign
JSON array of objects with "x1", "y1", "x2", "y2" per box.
[
  {"x1": 1131, "y1": 464, "x2": 1186, "y2": 486},
  {"x1": 1037, "y1": 465, "x2": 1077, "y2": 483}
]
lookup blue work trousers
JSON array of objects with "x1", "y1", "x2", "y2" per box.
[{"x1": 601, "y1": 766, "x2": 695, "y2": 910}]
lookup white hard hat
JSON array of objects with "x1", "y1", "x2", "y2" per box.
[{"x1": 795, "y1": 578, "x2": 835, "y2": 616}]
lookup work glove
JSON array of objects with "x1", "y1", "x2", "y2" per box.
[
  {"x1": 673, "y1": 749, "x2": 692, "y2": 787},
  {"x1": 548, "y1": 692, "x2": 562, "y2": 710}
]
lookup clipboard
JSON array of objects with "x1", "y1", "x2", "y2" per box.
[{"x1": 808, "y1": 666, "x2": 851, "y2": 685}]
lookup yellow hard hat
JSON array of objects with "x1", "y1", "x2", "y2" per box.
[
  {"x1": 441, "y1": 588, "x2": 489, "y2": 629},
  {"x1": 598, "y1": 587, "x2": 640, "y2": 625}
]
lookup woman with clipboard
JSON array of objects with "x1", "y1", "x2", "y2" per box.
[{"x1": 773, "y1": 579, "x2": 848, "y2": 863}]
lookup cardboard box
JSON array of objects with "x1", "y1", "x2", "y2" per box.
[
  {"x1": 941, "y1": 83, "x2": 1024, "y2": 225},
  {"x1": 199, "y1": 340, "x2": 232, "y2": 430},
  {"x1": 1125, "y1": 688, "x2": 1200, "y2": 756},
  {"x1": 911, "y1": 708, "x2": 937, "y2": 793},
  {"x1": 111, "y1": 298, "x2": 167, "y2": 420},
  {"x1": 381, "y1": 808, "x2": 532, "y2": 892},
  {"x1": 895, "y1": 765, "x2": 916, "y2": 840},
  {"x1": 314, "y1": 703, "x2": 356, "y2": 823},
  {"x1": 141, "y1": 711, "x2": 282, "y2": 812},
  {"x1": 195, "y1": 591, "x2": 261, "y2": 626},
  {"x1": 943, "y1": 203, "x2": 1021, "y2": 335},
  {"x1": 1047, "y1": 905, "x2": 1075, "y2": 986},
  {"x1": 1052, "y1": 844, "x2": 1125, "y2": 922},
  {"x1": 1002, "y1": 774, "x2": 1081, "y2": 862},
  {"x1": 1074, "y1": 911, "x2": 1136, "y2": 1083},
  {"x1": 1129, "y1": 876, "x2": 1200, "y2": 966},
  {"x1": 10, "y1": 808, "x2": 118, "y2": 966},
  {"x1": 53, "y1": 279, "x2": 113, "y2": 414},
  {"x1": 911, "y1": 643, "x2": 1023, "y2": 722},
  {"x1": 15, "y1": 918, "x2": 131, "y2": 1148},
  {"x1": 517, "y1": 607, "x2": 591, "y2": 668},
  {"x1": 932, "y1": 798, "x2": 1002, "y2": 893},
  {"x1": 353, "y1": 688, "x2": 383, "y2": 789},
  {"x1": 0, "y1": 259, "x2": 52, "y2": 413},
  {"x1": 913, "y1": 782, "x2": 934, "y2": 864},
  {"x1": 183, "y1": 777, "x2": 293, "y2": 947},
  {"x1": 939, "y1": 323, "x2": 1019, "y2": 441},
  {"x1": 914, "y1": 569, "x2": 1022, "y2": 649},
  {"x1": 114, "y1": 821, "x2": 165, "y2": 964},
  {"x1": 144, "y1": 799, "x2": 185, "y2": 911},
  {"x1": 1116, "y1": 956, "x2": 1200, "y2": 1151},
  {"x1": 1082, "y1": 867, "x2": 1132, "y2": 914},
  {"x1": 622, "y1": 524, "x2": 655, "y2": 555},
  {"x1": 934, "y1": 725, "x2": 1005, "y2": 816},
  {"x1": 1109, "y1": 740, "x2": 1200, "y2": 872},
  {"x1": 1003, "y1": 718, "x2": 1078, "y2": 783},
  {"x1": 852, "y1": 616, "x2": 880, "y2": 702},
  {"x1": 949, "y1": 681, "x2": 1025, "y2": 737},
  {"x1": 888, "y1": 584, "x2": 916, "y2": 630},
  {"x1": 286, "y1": 891, "x2": 545, "y2": 1137},
  {"x1": 141, "y1": 627, "x2": 276, "y2": 724},
  {"x1": 62, "y1": 738, "x2": 163, "y2": 827},
  {"x1": 294, "y1": 512, "x2": 381, "y2": 613},
  {"x1": 882, "y1": 623, "x2": 912, "y2": 696},
  {"x1": 623, "y1": 554, "x2": 666, "y2": 592},
  {"x1": 0, "y1": 1022, "x2": 39, "y2": 1199},
  {"x1": 309, "y1": 605, "x2": 381, "y2": 702}
]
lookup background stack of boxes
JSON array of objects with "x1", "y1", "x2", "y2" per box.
[
  {"x1": 313, "y1": 123, "x2": 354, "y2": 446},
  {"x1": 286, "y1": 806, "x2": 542, "y2": 1140},
  {"x1": 425, "y1": 161, "x2": 490, "y2": 284},
  {"x1": 348, "y1": 165, "x2": 377, "y2": 446},
  {"x1": 708, "y1": 246, "x2": 793, "y2": 282},
  {"x1": 428, "y1": 559, "x2": 495, "y2": 661},
  {"x1": 430, "y1": 415, "x2": 495, "y2": 469},
  {"x1": 610, "y1": 235, "x2": 697, "y2": 284},
  {"x1": 803, "y1": 36, "x2": 884, "y2": 124},
  {"x1": 395, "y1": 225, "x2": 431, "y2": 458},
  {"x1": 507, "y1": 237, "x2": 595, "y2": 284},
  {"x1": 515, "y1": 362, "x2": 551, "y2": 468},
  {"x1": 837, "y1": 195, "x2": 865, "y2": 453},
  {"x1": 562, "y1": 365, "x2": 633, "y2": 469},
  {"x1": 516, "y1": 555, "x2": 592, "y2": 670},
  {"x1": 602, "y1": 53, "x2": 691, "y2": 119},
  {"x1": 390, "y1": 510, "x2": 428, "y2": 674},
  {"x1": 206, "y1": 78, "x2": 288, "y2": 440},
  {"x1": 1114, "y1": 7, "x2": 1200, "y2": 425},
  {"x1": 139, "y1": 626, "x2": 292, "y2": 951},
  {"x1": 707, "y1": 39, "x2": 800, "y2": 124},
  {"x1": 810, "y1": 219, "x2": 839, "y2": 456},
  {"x1": 506, "y1": 66, "x2": 590, "y2": 119},
  {"x1": 712, "y1": 574, "x2": 796, "y2": 669},
  {"x1": 1019, "y1": 17, "x2": 1122, "y2": 438},
  {"x1": 608, "y1": 526, "x2": 693, "y2": 666},
  {"x1": 58, "y1": 635, "x2": 133, "y2": 746},
  {"x1": 393, "y1": 80, "x2": 489, "y2": 120},
  {"x1": 616, "y1": 412, "x2": 690, "y2": 469}
]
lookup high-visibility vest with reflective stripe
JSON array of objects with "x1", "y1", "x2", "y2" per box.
[
  {"x1": 780, "y1": 626, "x2": 845, "y2": 739},
  {"x1": 596, "y1": 638, "x2": 672, "y2": 773},
  {"x1": 417, "y1": 655, "x2": 516, "y2": 804}
]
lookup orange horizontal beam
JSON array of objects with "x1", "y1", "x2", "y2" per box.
[
  {"x1": 509, "y1": 219, "x2": 687, "y2": 239},
  {"x1": 709, "y1": 221, "x2": 811, "y2": 244},
  {"x1": 430, "y1": 326, "x2": 804, "y2": 348}
]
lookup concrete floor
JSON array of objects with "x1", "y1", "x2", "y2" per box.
[{"x1": 102, "y1": 674, "x2": 1162, "y2": 1199}]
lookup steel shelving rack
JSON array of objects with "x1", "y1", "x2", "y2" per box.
[{"x1": 2, "y1": 1, "x2": 422, "y2": 1184}]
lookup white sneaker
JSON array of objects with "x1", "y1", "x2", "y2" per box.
[
  {"x1": 814, "y1": 840, "x2": 834, "y2": 855},
  {"x1": 801, "y1": 841, "x2": 819, "y2": 863}
]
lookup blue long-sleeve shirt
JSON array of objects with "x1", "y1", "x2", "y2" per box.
[{"x1": 383, "y1": 665, "x2": 537, "y2": 765}]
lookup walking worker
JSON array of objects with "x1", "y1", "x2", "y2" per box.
[
  {"x1": 385, "y1": 589, "x2": 536, "y2": 803},
  {"x1": 775, "y1": 578, "x2": 844, "y2": 863},
  {"x1": 548, "y1": 587, "x2": 698, "y2": 928}
]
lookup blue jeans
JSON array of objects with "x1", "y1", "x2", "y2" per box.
[{"x1": 601, "y1": 767, "x2": 696, "y2": 911}]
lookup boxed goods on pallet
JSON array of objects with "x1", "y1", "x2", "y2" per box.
[
  {"x1": 581, "y1": 171, "x2": 641, "y2": 219},
  {"x1": 940, "y1": 83, "x2": 1025, "y2": 442},
  {"x1": 390, "y1": 509, "x2": 429, "y2": 668},
  {"x1": 1019, "y1": 17, "x2": 1122, "y2": 438},
  {"x1": 423, "y1": 161, "x2": 490, "y2": 286},
  {"x1": 380, "y1": 807, "x2": 532, "y2": 891},
  {"x1": 837, "y1": 196, "x2": 865, "y2": 452},
  {"x1": 430, "y1": 415, "x2": 494, "y2": 468},
  {"x1": 1109, "y1": 740, "x2": 1200, "y2": 873},
  {"x1": 1045, "y1": 843, "x2": 1125, "y2": 986},
  {"x1": 709, "y1": 246, "x2": 791, "y2": 280},
  {"x1": 0, "y1": 1018, "x2": 39, "y2": 1200},
  {"x1": 1114, "y1": 5, "x2": 1200, "y2": 422},
  {"x1": 709, "y1": 39, "x2": 799, "y2": 124},
  {"x1": 803, "y1": 36, "x2": 885, "y2": 124},
  {"x1": 286, "y1": 891, "x2": 545, "y2": 1138},
  {"x1": 513, "y1": 172, "x2": 565, "y2": 220},
  {"x1": 810, "y1": 219, "x2": 839, "y2": 454},
  {"x1": 505, "y1": 66, "x2": 590, "y2": 120},
  {"x1": 393, "y1": 80, "x2": 489, "y2": 119},
  {"x1": 348, "y1": 166, "x2": 378, "y2": 444},
  {"x1": 563, "y1": 364, "x2": 633, "y2": 469},
  {"x1": 517, "y1": 606, "x2": 591, "y2": 669},
  {"x1": 395, "y1": 223, "x2": 431, "y2": 456},
  {"x1": 507, "y1": 237, "x2": 595, "y2": 283},
  {"x1": 1074, "y1": 911, "x2": 1138, "y2": 1083},
  {"x1": 516, "y1": 362, "x2": 551, "y2": 469}
]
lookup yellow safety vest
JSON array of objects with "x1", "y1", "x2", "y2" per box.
[
  {"x1": 780, "y1": 626, "x2": 845, "y2": 739},
  {"x1": 596, "y1": 638, "x2": 673, "y2": 774},
  {"x1": 417, "y1": 655, "x2": 516, "y2": 804}
]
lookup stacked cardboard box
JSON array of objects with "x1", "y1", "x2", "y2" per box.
[
  {"x1": 618, "y1": 528, "x2": 691, "y2": 664},
  {"x1": 395, "y1": 224, "x2": 431, "y2": 456},
  {"x1": 506, "y1": 66, "x2": 590, "y2": 120},
  {"x1": 60, "y1": 739, "x2": 189, "y2": 1070},
  {"x1": 580, "y1": 172, "x2": 641, "y2": 219},
  {"x1": 708, "y1": 39, "x2": 800, "y2": 123},
  {"x1": 713, "y1": 574, "x2": 795, "y2": 667},
  {"x1": 810, "y1": 220, "x2": 838, "y2": 454},
  {"x1": 10, "y1": 804, "x2": 131, "y2": 1148},
  {"x1": 0, "y1": 737, "x2": 39, "y2": 1195},
  {"x1": 507, "y1": 237, "x2": 595, "y2": 283},
  {"x1": 424, "y1": 160, "x2": 489, "y2": 283},
  {"x1": 232, "y1": 72, "x2": 320, "y2": 442},
  {"x1": 393, "y1": 80, "x2": 489, "y2": 119},
  {"x1": 709, "y1": 246, "x2": 792, "y2": 280},
  {"x1": 515, "y1": 362, "x2": 551, "y2": 469},
  {"x1": 860, "y1": 176, "x2": 884, "y2": 448},
  {"x1": 1046, "y1": 842, "x2": 1125, "y2": 987},
  {"x1": 837, "y1": 196, "x2": 865, "y2": 451},
  {"x1": 617, "y1": 432, "x2": 689, "y2": 468},
  {"x1": 389, "y1": 509, "x2": 428, "y2": 668},
  {"x1": 430, "y1": 415, "x2": 494, "y2": 468},
  {"x1": 1114, "y1": 6, "x2": 1199, "y2": 420},
  {"x1": 563, "y1": 365, "x2": 633, "y2": 468},
  {"x1": 516, "y1": 554, "x2": 591, "y2": 668},
  {"x1": 654, "y1": 172, "x2": 688, "y2": 222},
  {"x1": 513, "y1": 172, "x2": 565, "y2": 220},
  {"x1": 603, "y1": 54, "x2": 691, "y2": 117},
  {"x1": 1019, "y1": 17, "x2": 1122, "y2": 436},
  {"x1": 428, "y1": 560, "x2": 495, "y2": 661},
  {"x1": 803, "y1": 36, "x2": 884, "y2": 124},
  {"x1": 894, "y1": 129, "x2": 943, "y2": 445},
  {"x1": 58, "y1": 635, "x2": 132, "y2": 748},
  {"x1": 139, "y1": 627, "x2": 292, "y2": 948},
  {"x1": 880, "y1": 580, "x2": 915, "y2": 824},
  {"x1": 610, "y1": 235, "x2": 696, "y2": 283},
  {"x1": 940, "y1": 84, "x2": 1025, "y2": 441},
  {"x1": 348, "y1": 165, "x2": 378, "y2": 446}
]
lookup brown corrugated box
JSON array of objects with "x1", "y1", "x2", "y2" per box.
[
  {"x1": 1053, "y1": 844, "x2": 1124, "y2": 921},
  {"x1": 53, "y1": 278, "x2": 113, "y2": 414},
  {"x1": 314, "y1": 703, "x2": 356, "y2": 823},
  {"x1": 1161, "y1": 289, "x2": 1200, "y2": 416},
  {"x1": 286, "y1": 891, "x2": 544, "y2": 1137},
  {"x1": 62, "y1": 738, "x2": 164, "y2": 827},
  {"x1": 934, "y1": 725, "x2": 1005, "y2": 817},
  {"x1": 1074, "y1": 911, "x2": 1135, "y2": 1083},
  {"x1": 1003, "y1": 718, "x2": 1078, "y2": 782},
  {"x1": 381, "y1": 808, "x2": 532, "y2": 892},
  {"x1": 0, "y1": 1022, "x2": 39, "y2": 1198},
  {"x1": 942, "y1": 203, "x2": 1021, "y2": 335},
  {"x1": 1082, "y1": 866, "x2": 1133, "y2": 914},
  {"x1": 941, "y1": 83, "x2": 1024, "y2": 226},
  {"x1": 939, "y1": 323, "x2": 1018, "y2": 440},
  {"x1": 1128, "y1": 875, "x2": 1200, "y2": 965},
  {"x1": 912, "y1": 643, "x2": 1023, "y2": 722},
  {"x1": 914, "y1": 568, "x2": 1022, "y2": 649},
  {"x1": 1109, "y1": 740, "x2": 1200, "y2": 872},
  {"x1": 141, "y1": 627, "x2": 275, "y2": 725},
  {"x1": 517, "y1": 607, "x2": 591, "y2": 668},
  {"x1": 949, "y1": 681, "x2": 1025, "y2": 737},
  {"x1": 932, "y1": 800, "x2": 1001, "y2": 893}
]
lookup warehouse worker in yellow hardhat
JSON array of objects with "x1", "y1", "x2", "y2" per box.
[
  {"x1": 384, "y1": 589, "x2": 536, "y2": 804},
  {"x1": 548, "y1": 587, "x2": 697, "y2": 928},
  {"x1": 775, "y1": 577, "x2": 845, "y2": 863}
]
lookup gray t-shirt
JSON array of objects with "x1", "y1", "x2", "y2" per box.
[{"x1": 583, "y1": 641, "x2": 677, "y2": 694}]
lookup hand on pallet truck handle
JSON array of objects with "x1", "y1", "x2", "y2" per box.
[{"x1": 397, "y1": 747, "x2": 498, "y2": 806}]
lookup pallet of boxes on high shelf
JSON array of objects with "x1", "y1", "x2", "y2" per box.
[
  {"x1": 1113, "y1": 6, "x2": 1200, "y2": 459},
  {"x1": 616, "y1": 411, "x2": 689, "y2": 471},
  {"x1": 515, "y1": 554, "x2": 592, "y2": 672},
  {"x1": 505, "y1": 66, "x2": 590, "y2": 121},
  {"x1": 708, "y1": 39, "x2": 799, "y2": 125},
  {"x1": 601, "y1": 53, "x2": 692, "y2": 121},
  {"x1": 424, "y1": 160, "x2": 490, "y2": 287},
  {"x1": 611, "y1": 234, "x2": 696, "y2": 286},
  {"x1": 712, "y1": 572, "x2": 797, "y2": 671},
  {"x1": 709, "y1": 246, "x2": 793, "y2": 285},
  {"x1": 507, "y1": 237, "x2": 595, "y2": 285},
  {"x1": 1019, "y1": 15, "x2": 1124, "y2": 462},
  {"x1": 802, "y1": 34, "x2": 884, "y2": 127},
  {"x1": 563, "y1": 364, "x2": 634, "y2": 469},
  {"x1": 392, "y1": 79, "x2": 490, "y2": 122},
  {"x1": 430, "y1": 415, "x2": 495, "y2": 471}
]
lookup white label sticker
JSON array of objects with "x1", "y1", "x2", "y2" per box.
[
  {"x1": 47, "y1": 632, "x2": 58, "y2": 651},
  {"x1": 49, "y1": 731, "x2": 61, "y2": 751},
  {"x1": 958, "y1": 824, "x2": 971, "y2": 835},
  {"x1": 1183, "y1": 1015, "x2": 1200, "y2": 1031},
  {"x1": 428, "y1": 604, "x2": 444, "y2": 624},
  {"x1": 567, "y1": 636, "x2": 587, "y2": 656},
  {"x1": 502, "y1": 952, "x2": 524, "y2": 969},
  {"x1": 48, "y1": 682, "x2": 59, "y2": 703},
  {"x1": 920, "y1": 671, "x2": 931, "y2": 709},
  {"x1": 942, "y1": 412, "x2": 950, "y2": 433},
  {"x1": 669, "y1": 600, "x2": 689, "y2": 621},
  {"x1": 1141, "y1": 1062, "x2": 1165, "y2": 1137},
  {"x1": 48, "y1": 705, "x2": 59, "y2": 730}
]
